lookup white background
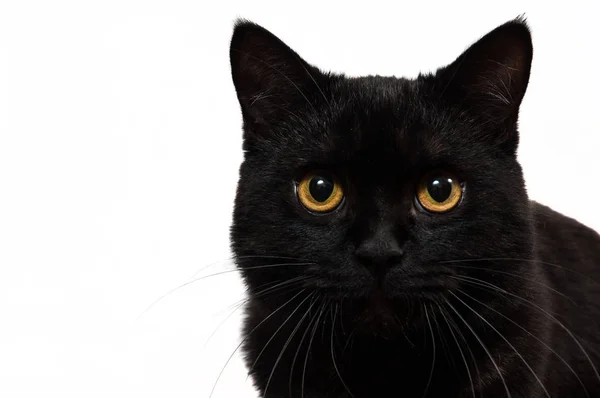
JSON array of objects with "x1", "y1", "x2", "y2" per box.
[{"x1": 1, "y1": 1, "x2": 599, "y2": 397}]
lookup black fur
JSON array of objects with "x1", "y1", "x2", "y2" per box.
[{"x1": 229, "y1": 18, "x2": 600, "y2": 397}]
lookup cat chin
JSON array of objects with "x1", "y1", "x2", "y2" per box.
[{"x1": 335, "y1": 289, "x2": 440, "y2": 338}]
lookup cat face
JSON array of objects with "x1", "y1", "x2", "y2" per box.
[{"x1": 230, "y1": 19, "x2": 534, "y2": 332}]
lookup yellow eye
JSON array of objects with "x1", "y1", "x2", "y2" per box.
[
  {"x1": 416, "y1": 171, "x2": 462, "y2": 213},
  {"x1": 297, "y1": 172, "x2": 343, "y2": 213}
]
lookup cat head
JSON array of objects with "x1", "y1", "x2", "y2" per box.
[{"x1": 229, "y1": 18, "x2": 534, "y2": 332}]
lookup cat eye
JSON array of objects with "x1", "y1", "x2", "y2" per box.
[
  {"x1": 297, "y1": 172, "x2": 344, "y2": 213},
  {"x1": 416, "y1": 171, "x2": 462, "y2": 213}
]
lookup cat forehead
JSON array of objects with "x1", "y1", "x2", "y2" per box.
[{"x1": 294, "y1": 77, "x2": 451, "y2": 159}]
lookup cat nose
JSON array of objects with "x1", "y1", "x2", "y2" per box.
[{"x1": 355, "y1": 228, "x2": 404, "y2": 274}]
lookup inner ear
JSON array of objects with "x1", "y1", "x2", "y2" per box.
[
  {"x1": 229, "y1": 20, "x2": 328, "y2": 139},
  {"x1": 436, "y1": 17, "x2": 533, "y2": 125}
]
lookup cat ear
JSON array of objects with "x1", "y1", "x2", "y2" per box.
[
  {"x1": 229, "y1": 20, "x2": 327, "y2": 139},
  {"x1": 436, "y1": 17, "x2": 533, "y2": 137}
]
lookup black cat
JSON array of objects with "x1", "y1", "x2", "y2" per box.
[{"x1": 228, "y1": 17, "x2": 600, "y2": 397}]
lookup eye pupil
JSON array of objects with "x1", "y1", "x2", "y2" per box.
[
  {"x1": 427, "y1": 176, "x2": 453, "y2": 203},
  {"x1": 309, "y1": 174, "x2": 334, "y2": 202},
  {"x1": 416, "y1": 171, "x2": 461, "y2": 213},
  {"x1": 298, "y1": 171, "x2": 343, "y2": 213}
]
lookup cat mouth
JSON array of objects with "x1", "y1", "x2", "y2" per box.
[
  {"x1": 354, "y1": 290, "x2": 399, "y2": 329},
  {"x1": 379, "y1": 272, "x2": 452, "y2": 293},
  {"x1": 349, "y1": 282, "x2": 448, "y2": 332},
  {"x1": 309, "y1": 272, "x2": 451, "y2": 299},
  {"x1": 367, "y1": 288, "x2": 391, "y2": 307}
]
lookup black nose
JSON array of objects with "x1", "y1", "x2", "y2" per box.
[{"x1": 355, "y1": 228, "x2": 404, "y2": 275}]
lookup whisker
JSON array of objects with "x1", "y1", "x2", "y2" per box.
[
  {"x1": 440, "y1": 257, "x2": 600, "y2": 286},
  {"x1": 321, "y1": 305, "x2": 332, "y2": 342},
  {"x1": 188, "y1": 257, "x2": 235, "y2": 281},
  {"x1": 443, "y1": 297, "x2": 512, "y2": 398},
  {"x1": 263, "y1": 292, "x2": 318, "y2": 397},
  {"x1": 455, "y1": 288, "x2": 589, "y2": 397},
  {"x1": 437, "y1": 303, "x2": 476, "y2": 398},
  {"x1": 452, "y1": 274, "x2": 600, "y2": 386},
  {"x1": 422, "y1": 304, "x2": 437, "y2": 398},
  {"x1": 247, "y1": 291, "x2": 315, "y2": 378},
  {"x1": 394, "y1": 312, "x2": 416, "y2": 348},
  {"x1": 189, "y1": 255, "x2": 310, "y2": 280},
  {"x1": 236, "y1": 255, "x2": 313, "y2": 261},
  {"x1": 331, "y1": 303, "x2": 354, "y2": 397},
  {"x1": 289, "y1": 295, "x2": 321, "y2": 397},
  {"x1": 442, "y1": 263, "x2": 577, "y2": 305},
  {"x1": 339, "y1": 298, "x2": 347, "y2": 337},
  {"x1": 451, "y1": 274, "x2": 561, "y2": 317},
  {"x1": 449, "y1": 291, "x2": 550, "y2": 398},
  {"x1": 342, "y1": 326, "x2": 359, "y2": 355},
  {"x1": 302, "y1": 300, "x2": 328, "y2": 398},
  {"x1": 447, "y1": 308, "x2": 482, "y2": 398},
  {"x1": 136, "y1": 262, "x2": 314, "y2": 321},
  {"x1": 431, "y1": 303, "x2": 457, "y2": 374},
  {"x1": 222, "y1": 275, "x2": 312, "y2": 314},
  {"x1": 209, "y1": 289, "x2": 307, "y2": 398},
  {"x1": 203, "y1": 300, "x2": 245, "y2": 349},
  {"x1": 204, "y1": 276, "x2": 313, "y2": 349}
]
